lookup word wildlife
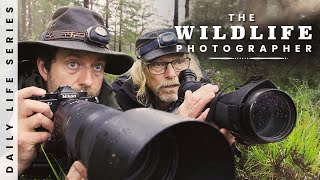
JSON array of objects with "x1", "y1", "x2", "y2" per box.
[{"x1": 175, "y1": 25, "x2": 312, "y2": 53}]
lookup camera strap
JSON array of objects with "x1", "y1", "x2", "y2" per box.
[{"x1": 230, "y1": 142, "x2": 242, "y2": 158}]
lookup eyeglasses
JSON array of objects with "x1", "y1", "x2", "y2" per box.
[{"x1": 145, "y1": 57, "x2": 191, "y2": 75}]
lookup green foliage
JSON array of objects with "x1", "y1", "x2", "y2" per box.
[
  {"x1": 104, "y1": 73, "x2": 119, "y2": 84},
  {"x1": 199, "y1": 56, "x2": 320, "y2": 91}
]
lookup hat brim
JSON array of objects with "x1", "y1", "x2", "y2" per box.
[
  {"x1": 19, "y1": 40, "x2": 134, "y2": 75},
  {"x1": 142, "y1": 44, "x2": 188, "y2": 61}
]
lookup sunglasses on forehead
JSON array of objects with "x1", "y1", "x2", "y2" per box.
[{"x1": 136, "y1": 32, "x2": 179, "y2": 58}]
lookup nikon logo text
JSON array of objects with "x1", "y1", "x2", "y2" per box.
[{"x1": 62, "y1": 94, "x2": 77, "y2": 98}]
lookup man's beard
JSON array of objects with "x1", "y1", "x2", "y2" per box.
[
  {"x1": 154, "y1": 80, "x2": 180, "y2": 103},
  {"x1": 47, "y1": 74, "x2": 100, "y2": 97}
]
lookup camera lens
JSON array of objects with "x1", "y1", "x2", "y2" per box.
[
  {"x1": 177, "y1": 69, "x2": 296, "y2": 145},
  {"x1": 245, "y1": 89, "x2": 296, "y2": 142},
  {"x1": 178, "y1": 69, "x2": 197, "y2": 84},
  {"x1": 55, "y1": 100, "x2": 235, "y2": 179}
]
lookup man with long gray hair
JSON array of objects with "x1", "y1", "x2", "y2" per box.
[{"x1": 112, "y1": 28, "x2": 235, "y2": 144}]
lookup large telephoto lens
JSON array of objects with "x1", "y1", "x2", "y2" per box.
[
  {"x1": 54, "y1": 99, "x2": 235, "y2": 180},
  {"x1": 177, "y1": 69, "x2": 297, "y2": 145}
]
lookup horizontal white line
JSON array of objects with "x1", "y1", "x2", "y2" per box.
[{"x1": 208, "y1": 57, "x2": 288, "y2": 60}]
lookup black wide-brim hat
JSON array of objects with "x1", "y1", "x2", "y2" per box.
[{"x1": 19, "y1": 6, "x2": 134, "y2": 75}]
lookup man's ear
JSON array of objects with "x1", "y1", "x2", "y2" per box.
[{"x1": 37, "y1": 58, "x2": 48, "y2": 81}]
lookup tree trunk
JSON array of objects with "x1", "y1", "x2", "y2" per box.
[
  {"x1": 140, "y1": 7, "x2": 145, "y2": 35},
  {"x1": 21, "y1": 0, "x2": 27, "y2": 40},
  {"x1": 27, "y1": 0, "x2": 32, "y2": 39},
  {"x1": 185, "y1": 0, "x2": 190, "y2": 19},
  {"x1": 90, "y1": 0, "x2": 93, "y2": 9},
  {"x1": 113, "y1": 4, "x2": 118, "y2": 51},
  {"x1": 74, "y1": 0, "x2": 79, "y2": 6},
  {"x1": 118, "y1": 0, "x2": 123, "y2": 52},
  {"x1": 105, "y1": 0, "x2": 109, "y2": 28},
  {"x1": 84, "y1": 0, "x2": 89, "y2": 8},
  {"x1": 173, "y1": 0, "x2": 179, "y2": 26}
]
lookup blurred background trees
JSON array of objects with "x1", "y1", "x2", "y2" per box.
[
  {"x1": 18, "y1": 0, "x2": 157, "y2": 56},
  {"x1": 187, "y1": 0, "x2": 320, "y2": 89}
]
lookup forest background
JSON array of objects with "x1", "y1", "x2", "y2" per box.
[{"x1": 19, "y1": 0, "x2": 320, "y2": 179}]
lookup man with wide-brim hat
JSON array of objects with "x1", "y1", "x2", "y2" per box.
[{"x1": 18, "y1": 6, "x2": 134, "y2": 179}]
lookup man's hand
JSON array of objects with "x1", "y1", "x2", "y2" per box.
[
  {"x1": 175, "y1": 84, "x2": 236, "y2": 145},
  {"x1": 220, "y1": 128, "x2": 236, "y2": 145},
  {"x1": 176, "y1": 84, "x2": 219, "y2": 120},
  {"x1": 18, "y1": 86, "x2": 54, "y2": 175},
  {"x1": 66, "y1": 161, "x2": 87, "y2": 180}
]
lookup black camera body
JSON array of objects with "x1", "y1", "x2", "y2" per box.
[
  {"x1": 31, "y1": 85, "x2": 98, "y2": 113},
  {"x1": 177, "y1": 69, "x2": 296, "y2": 145},
  {"x1": 22, "y1": 86, "x2": 99, "y2": 179},
  {"x1": 30, "y1": 85, "x2": 99, "y2": 145}
]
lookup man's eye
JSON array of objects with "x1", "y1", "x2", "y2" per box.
[
  {"x1": 94, "y1": 64, "x2": 103, "y2": 71},
  {"x1": 175, "y1": 60, "x2": 183, "y2": 65},
  {"x1": 67, "y1": 62, "x2": 79, "y2": 69},
  {"x1": 176, "y1": 58, "x2": 187, "y2": 64},
  {"x1": 152, "y1": 62, "x2": 165, "y2": 68}
]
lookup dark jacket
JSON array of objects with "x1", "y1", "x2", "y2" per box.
[
  {"x1": 112, "y1": 76, "x2": 179, "y2": 112},
  {"x1": 112, "y1": 70, "x2": 211, "y2": 111},
  {"x1": 112, "y1": 76, "x2": 146, "y2": 111}
]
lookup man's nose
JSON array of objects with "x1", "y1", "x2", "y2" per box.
[
  {"x1": 79, "y1": 68, "x2": 93, "y2": 87},
  {"x1": 164, "y1": 63, "x2": 177, "y2": 79}
]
